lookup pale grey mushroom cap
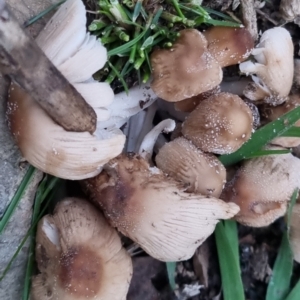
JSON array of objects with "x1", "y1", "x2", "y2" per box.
[
  {"x1": 31, "y1": 198, "x2": 133, "y2": 300},
  {"x1": 84, "y1": 154, "x2": 239, "y2": 262},
  {"x1": 239, "y1": 27, "x2": 294, "y2": 105},
  {"x1": 221, "y1": 149, "x2": 300, "y2": 227}
]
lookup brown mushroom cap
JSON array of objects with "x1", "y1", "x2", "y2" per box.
[
  {"x1": 150, "y1": 29, "x2": 222, "y2": 102},
  {"x1": 155, "y1": 137, "x2": 226, "y2": 197},
  {"x1": 83, "y1": 154, "x2": 239, "y2": 262},
  {"x1": 203, "y1": 26, "x2": 254, "y2": 67},
  {"x1": 31, "y1": 198, "x2": 132, "y2": 300},
  {"x1": 261, "y1": 94, "x2": 300, "y2": 147},
  {"x1": 182, "y1": 92, "x2": 253, "y2": 154},
  {"x1": 221, "y1": 151, "x2": 300, "y2": 227}
]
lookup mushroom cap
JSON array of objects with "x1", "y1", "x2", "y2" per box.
[
  {"x1": 83, "y1": 154, "x2": 239, "y2": 262},
  {"x1": 174, "y1": 86, "x2": 220, "y2": 112},
  {"x1": 221, "y1": 151, "x2": 300, "y2": 227},
  {"x1": 7, "y1": 85, "x2": 125, "y2": 180},
  {"x1": 31, "y1": 198, "x2": 132, "y2": 300},
  {"x1": 150, "y1": 29, "x2": 222, "y2": 102},
  {"x1": 182, "y1": 92, "x2": 253, "y2": 154},
  {"x1": 239, "y1": 27, "x2": 294, "y2": 104},
  {"x1": 261, "y1": 94, "x2": 300, "y2": 147},
  {"x1": 155, "y1": 137, "x2": 226, "y2": 197},
  {"x1": 290, "y1": 202, "x2": 300, "y2": 263},
  {"x1": 203, "y1": 26, "x2": 254, "y2": 67}
]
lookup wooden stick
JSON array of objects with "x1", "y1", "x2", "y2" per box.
[{"x1": 0, "y1": 0, "x2": 96, "y2": 133}]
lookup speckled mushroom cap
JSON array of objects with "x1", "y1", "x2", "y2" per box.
[
  {"x1": 182, "y1": 92, "x2": 253, "y2": 154},
  {"x1": 155, "y1": 137, "x2": 226, "y2": 197},
  {"x1": 221, "y1": 150, "x2": 300, "y2": 227},
  {"x1": 203, "y1": 26, "x2": 254, "y2": 67},
  {"x1": 31, "y1": 198, "x2": 132, "y2": 300},
  {"x1": 83, "y1": 154, "x2": 239, "y2": 262},
  {"x1": 261, "y1": 94, "x2": 300, "y2": 148},
  {"x1": 290, "y1": 201, "x2": 300, "y2": 263},
  {"x1": 150, "y1": 29, "x2": 222, "y2": 102}
]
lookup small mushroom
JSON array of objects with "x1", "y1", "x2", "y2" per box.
[
  {"x1": 150, "y1": 29, "x2": 222, "y2": 102},
  {"x1": 203, "y1": 26, "x2": 254, "y2": 67},
  {"x1": 239, "y1": 27, "x2": 294, "y2": 106},
  {"x1": 261, "y1": 94, "x2": 300, "y2": 147},
  {"x1": 83, "y1": 154, "x2": 239, "y2": 262},
  {"x1": 6, "y1": 0, "x2": 125, "y2": 179},
  {"x1": 31, "y1": 197, "x2": 132, "y2": 300},
  {"x1": 290, "y1": 201, "x2": 300, "y2": 263},
  {"x1": 182, "y1": 92, "x2": 253, "y2": 154},
  {"x1": 221, "y1": 150, "x2": 300, "y2": 227},
  {"x1": 155, "y1": 137, "x2": 226, "y2": 197}
]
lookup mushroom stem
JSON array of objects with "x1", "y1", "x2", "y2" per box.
[
  {"x1": 0, "y1": 0, "x2": 96, "y2": 133},
  {"x1": 138, "y1": 119, "x2": 176, "y2": 161},
  {"x1": 97, "y1": 82, "x2": 157, "y2": 129}
]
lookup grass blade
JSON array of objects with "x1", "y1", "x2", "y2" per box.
[
  {"x1": 0, "y1": 166, "x2": 36, "y2": 234},
  {"x1": 246, "y1": 149, "x2": 291, "y2": 159},
  {"x1": 215, "y1": 221, "x2": 245, "y2": 300},
  {"x1": 23, "y1": 0, "x2": 66, "y2": 27},
  {"x1": 281, "y1": 126, "x2": 300, "y2": 137},
  {"x1": 266, "y1": 190, "x2": 298, "y2": 300},
  {"x1": 285, "y1": 281, "x2": 300, "y2": 300},
  {"x1": 219, "y1": 106, "x2": 300, "y2": 166},
  {"x1": 166, "y1": 262, "x2": 176, "y2": 290}
]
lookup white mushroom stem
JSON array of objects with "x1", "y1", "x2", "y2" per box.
[
  {"x1": 97, "y1": 82, "x2": 157, "y2": 129},
  {"x1": 139, "y1": 119, "x2": 176, "y2": 161}
]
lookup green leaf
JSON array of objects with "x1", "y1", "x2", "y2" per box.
[
  {"x1": 219, "y1": 106, "x2": 300, "y2": 167},
  {"x1": 266, "y1": 190, "x2": 298, "y2": 300},
  {"x1": 215, "y1": 221, "x2": 245, "y2": 300},
  {"x1": 281, "y1": 126, "x2": 300, "y2": 137},
  {"x1": 166, "y1": 262, "x2": 176, "y2": 290},
  {"x1": 0, "y1": 166, "x2": 36, "y2": 234},
  {"x1": 246, "y1": 149, "x2": 291, "y2": 159},
  {"x1": 285, "y1": 281, "x2": 300, "y2": 300}
]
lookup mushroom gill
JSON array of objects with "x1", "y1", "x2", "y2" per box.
[{"x1": 83, "y1": 154, "x2": 239, "y2": 262}]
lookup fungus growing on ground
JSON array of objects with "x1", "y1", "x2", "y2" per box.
[
  {"x1": 239, "y1": 27, "x2": 294, "y2": 106},
  {"x1": 221, "y1": 150, "x2": 300, "y2": 227},
  {"x1": 150, "y1": 29, "x2": 222, "y2": 102},
  {"x1": 83, "y1": 154, "x2": 239, "y2": 262},
  {"x1": 155, "y1": 137, "x2": 226, "y2": 197},
  {"x1": 7, "y1": 0, "x2": 155, "y2": 180},
  {"x1": 261, "y1": 94, "x2": 300, "y2": 147},
  {"x1": 182, "y1": 92, "x2": 253, "y2": 154},
  {"x1": 31, "y1": 198, "x2": 132, "y2": 300},
  {"x1": 203, "y1": 26, "x2": 254, "y2": 67}
]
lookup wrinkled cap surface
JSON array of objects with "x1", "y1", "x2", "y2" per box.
[
  {"x1": 83, "y1": 154, "x2": 239, "y2": 262},
  {"x1": 31, "y1": 198, "x2": 132, "y2": 300},
  {"x1": 151, "y1": 29, "x2": 222, "y2": 102},
  {"x1": 155, "y1": 137, "x2": 226, "y2": 197}
]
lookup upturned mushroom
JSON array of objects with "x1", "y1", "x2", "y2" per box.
[
  {"x1": 239, "y1": 27, "x2": 294, "y2": 106},
  {"x1": 31, "y1": 197, "x2": 132, "y2": 300},
  {"x1": 221, "y1": 150, "x2": 300, "y2": 227},
  {"x1": 155, "y1": 137, "x2": 226, "y2": 197},
  {"x1": 83, "y1": 154, "x2": 239, "y2": 262},
  {"x1": 7, "y1": 0, "x2": 125, "y2": 180},
  {"x1": 150, "y1": 29, "x2": 222, "y2": 102},
  {"x1": 182, "y1": 92, "x2": 253, "y2": 154},
  {"x1": 203, "y1": 26, "x2": 254, "y2": 67},
  {"x1": 261, "y1": 94, "x2": 300, "y2": 148}
]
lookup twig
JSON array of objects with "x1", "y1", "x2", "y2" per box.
[
  {"x1": 240, "y1": 0, "x2": 258, "y2": 41},
  {"x1": 256, "y1": 8, "x2": 278, "y2": 26},
  {"x1": 0, "y1": 0, "x2": 96, "y2": 133}
]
